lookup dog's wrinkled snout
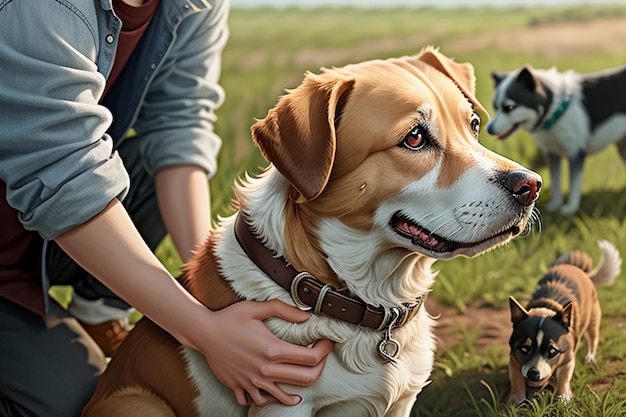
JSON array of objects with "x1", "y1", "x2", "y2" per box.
[
  {"x1": 527, "y1": 367, "x2": 542, "y2": 382},
  {"x1": 505, "y1": 170, "x2": 542, "y2": 206}
]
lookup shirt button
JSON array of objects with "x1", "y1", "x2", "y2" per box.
[{"x1": 105, "y1": 34, "x2": 115, "y2": 44}]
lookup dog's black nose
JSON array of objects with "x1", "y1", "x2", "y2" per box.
[
  {"x1": 505, "y1": 170, "x2": 542, "y2": 206},
  {"x1": 527, "y1": 367, "x2": 541, "y2": 382}
]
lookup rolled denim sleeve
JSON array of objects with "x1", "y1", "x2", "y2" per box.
[
  {"x1": 133, "y1": 0, "x2": 228, "y2": 178},
  {"x1": 0, "y1": 1, "x2": 129, "y2": 240}
]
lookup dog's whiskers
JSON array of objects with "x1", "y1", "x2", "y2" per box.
[
  {"x1": 523, "y1": 207, "x2": 542, "y2": 237},
  {"x1": 430, "y1": 218, "x2": 461, "y2": 239}
]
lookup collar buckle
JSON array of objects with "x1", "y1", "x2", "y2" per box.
[{"x1": 290, "y1": 272, "x2": 314, "y2": 311}]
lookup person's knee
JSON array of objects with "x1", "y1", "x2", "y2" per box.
[{"x1": 32, "y1": 374, "x2": 99, "y2": 417}]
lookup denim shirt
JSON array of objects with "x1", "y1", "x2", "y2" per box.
[{"x1": 0, "y1": 0, "x2": 228, "y2": 240}]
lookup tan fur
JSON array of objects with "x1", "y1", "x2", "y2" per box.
[
  {"x1": 181, "y1": 229, "x2": 241, "y2": 310},
  {"x1": 86, "y1": 386, "x2": 175, "y2": 417},
  {"x1": 251, "y1": 73, "x2": 355, "y2": 202},
  {"x1": 83, "y1": 319, "x2": 201, "y2": 416}
]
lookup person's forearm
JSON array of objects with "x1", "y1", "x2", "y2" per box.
[
  {"x1": 54, "y1": 198, "x2": 210, "y2": 348},
  {"x1": 155, "y1": 165, "x2": 212, "y2": 263},
  {"x1": 55, "y1": 198, "x2": 333, "y2": 407}
]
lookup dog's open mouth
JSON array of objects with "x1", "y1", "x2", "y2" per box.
[
  {"x1": 391, "y1": 213, "x2": 521, "y2": 257},
  {"x1": 497, "y1": 123, "x2": 520, "y2": 140}
]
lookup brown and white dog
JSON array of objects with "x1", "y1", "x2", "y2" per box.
[
  {"x1": 83, "y1": 47, "x2": 541, "y2": 417},
  {"x1": 507, "y1": 240, "x2": 621, "y2": 405}
]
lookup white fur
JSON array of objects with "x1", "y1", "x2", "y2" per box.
[
  {"x1": 521, "y1": 356, "x2": 552, "y2": 382},
  {"x1": 591, "y1": 239, "x2": 622, "y2": 285}
]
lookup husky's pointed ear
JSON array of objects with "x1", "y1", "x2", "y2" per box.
[
  {"x1": 415, "y1": 46, "x2": 489, "y2": 122},
  {"x1": 509, "y1": 296, "x2": 529, "y2": 325},
  {"x1": 251, "y1": 70, "x2": 355, "y2": 202},
  {"x1": 491, "y1": 70, "x2": 509, "y2": 86},
  {"x1": 516, "y1": 65, "x2": 544, "y2": 95},
  {"x1": 556, "y1": 301, "x2": 573, "y2": 329}
]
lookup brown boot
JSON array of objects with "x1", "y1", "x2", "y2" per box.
[
  {"x1": 68, "y1": 293, "x2": 135, "y2": 357},
  {"x1": 79, "y1": 319, "x2": 132, "y2": 357}
]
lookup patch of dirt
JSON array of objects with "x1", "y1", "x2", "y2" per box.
[
  {"x1": 447, "y1": 18, "x2": 626, "y2": 59},
  {"x1": 293, "y1": 31, "x2": 445, "y2": 69},
  {"x1": 418, "y1": 299, "x2": 515, "y2": 411},
  {"x1": 425, "y1": 297, "x2": 512, "y2": 350},
  {"x1": 295, "y1": 17, "x2": 626, "y2": 71}
]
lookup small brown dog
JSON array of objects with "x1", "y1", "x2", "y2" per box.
[{"x1": 507, "y1": 240, "x2": 621, "y2": 404}]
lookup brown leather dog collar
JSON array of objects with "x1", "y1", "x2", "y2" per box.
[{"x1": 234, "y1": 213, "x2": 424, "y2": 333}]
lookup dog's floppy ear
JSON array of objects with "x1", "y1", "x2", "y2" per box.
[
  {"x1": 415, "y1": 46, "x2": 489, "y2": 121},
  {"x1": 509, "y1": 296, "x2": 529, "y2": 325},
  {"x1": 556, "y1": 301, "x2": 573, "y2": 329},
  {"x1": 251, "y1": 70, "x2": 355, "y2": 202}
]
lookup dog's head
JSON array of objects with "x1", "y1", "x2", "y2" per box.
[
  {"x1": 508, "y1": 297, "x2": 575, "y2": 395},
  {"x1": 249, "y1": 47, "x2": 540, "y2": 285},
  {"x1": 486, "y1": 66, "x2": 551, "y2": 139}
]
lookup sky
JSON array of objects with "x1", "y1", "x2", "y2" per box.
[{"x1": 230, "y1": 0, "x2": 626, "y2": 8}]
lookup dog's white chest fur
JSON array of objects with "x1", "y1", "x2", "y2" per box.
[
  {"x1": 182, "y1": 312, "x2": 435, "y2": 417},
  {"x1": 179, "y1": 210, "x2": 437, "y2": 416}
]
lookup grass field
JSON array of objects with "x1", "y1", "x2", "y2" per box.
[{"x1": 158, "y1": 4, "x2": 626, "y2": 416}]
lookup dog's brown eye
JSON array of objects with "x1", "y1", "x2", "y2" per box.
[
  {"x1": 470, "y1": 113, "x2": 480, "y2": 138},
  {"x1": 399, "y1": 125, "x2": 428, "y2": 151},
  {"x1": 518, "y1": 345, "x2": 530, "y2": 355},
  {"x1": 546, "y1": 346, "x2": 560, "y2": 359}
]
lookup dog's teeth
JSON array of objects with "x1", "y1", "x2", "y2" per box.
[
  {"x1": 395, "y1": 216, "x2": 442, "y2": 249},
  {"x1": 413, "y1": 227, "x2": 438, "y2": 247}
]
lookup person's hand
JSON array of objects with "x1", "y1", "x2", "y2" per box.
[{"x1": 192, "y1": 299, "x2": 334, "y2": 407}]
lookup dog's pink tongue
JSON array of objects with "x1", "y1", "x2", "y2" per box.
[{"x1": 498, "y1": 124, "x2": 517, "y2": 140}]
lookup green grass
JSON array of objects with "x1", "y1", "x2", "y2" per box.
[{"x1": 79, "y1": 4, "x2": 626, "y2": 415}]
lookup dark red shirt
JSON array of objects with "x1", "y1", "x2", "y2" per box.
[
  {"x1": 103, "y1": 0, "x2": 160, "y2": 98},
  {"x1": 0, "y1": 181, "x2": 45, "y2": 316}
]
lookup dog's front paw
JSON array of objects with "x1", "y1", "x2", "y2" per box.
[
  {"x1": 545, "y1": 198, "x2": 563, "y2": 213},
  {"x1": 559, "y1": 202, "x2": 579, "y2": 216},
  {"x1": 555, "y1": 393, "x2": 572, "y2": 403}
]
